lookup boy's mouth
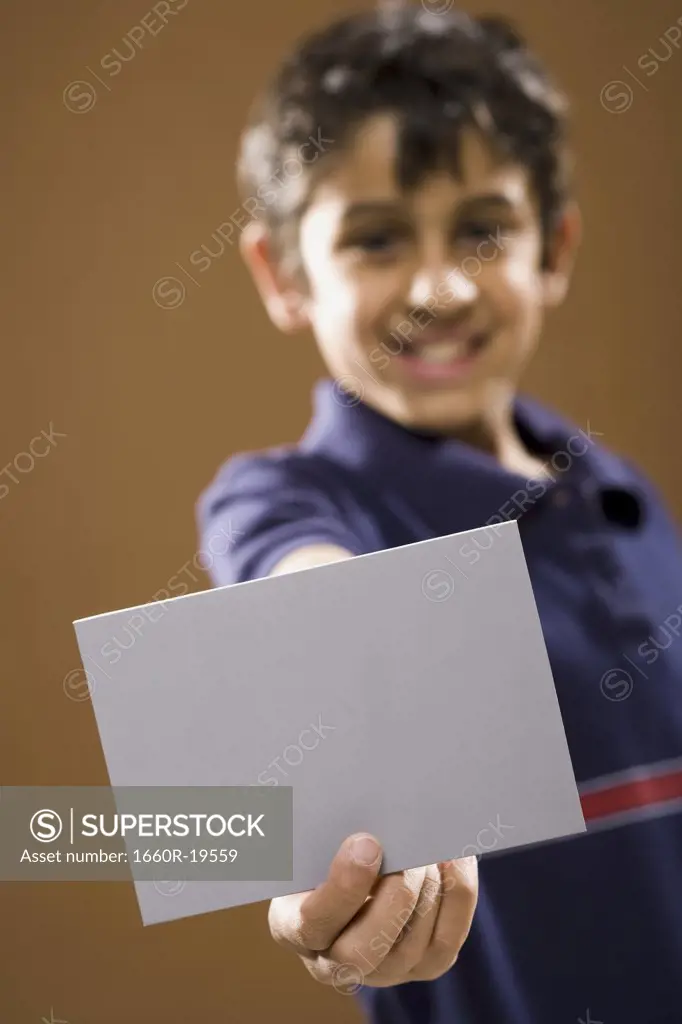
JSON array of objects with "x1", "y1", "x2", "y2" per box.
[{"x1": 393, "y1": 330, "x2": 489, "y2": 382}]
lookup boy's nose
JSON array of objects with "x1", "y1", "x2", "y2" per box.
[{"x1": 407, "y1": 263, "x2": 478, "y2": 314}]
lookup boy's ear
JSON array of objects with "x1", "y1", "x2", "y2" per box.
[
  {"x1": 239, "y1": 220, "x2": 310, "y2": 333},
  {"x1": 541, "y1": 201, "x2": 582, "y2": 308}
]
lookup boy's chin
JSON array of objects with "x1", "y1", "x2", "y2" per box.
[{"x1": 372, "y1": 384, "x2": 493, "y2": 436}]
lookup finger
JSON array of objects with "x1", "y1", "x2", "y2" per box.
[
  {"x1": 322, "y1": 866, "x2": 426, "y2": 982},
  {"x1": 269, "y1": 833, "x2": 383, "y2": 955},
  {"x1": 407, "y1": 856, "x2": 478, "y2": 983},
  {"x1": 378, "y1": 863, "x2": 443, "y2": 980},
  {"x1": 348, "y1": 864, "x2": 443, "y2": 987}
]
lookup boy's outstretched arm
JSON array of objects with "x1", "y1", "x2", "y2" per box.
[
  {"x1": 266, "y1": 545, "x2": 479, "y2": 989},
  {"x1": 269, "y1": 543, "x2": 354, "y2": 576}
]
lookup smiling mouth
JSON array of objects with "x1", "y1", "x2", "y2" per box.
[
  {"x1": 402, "y1": 334, "x2": 487, "y2": 361},
  {"x1": 393, "y1": 332, "x2": 489, "y2": 380}
]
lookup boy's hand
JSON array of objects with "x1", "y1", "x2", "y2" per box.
[{"x1": 268, "y1": 833, "x2": 478, "y2": 990}]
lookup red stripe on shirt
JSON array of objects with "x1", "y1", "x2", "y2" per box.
[{"x1": 580, "y1": 768, "x2": 682, "y2": 822}]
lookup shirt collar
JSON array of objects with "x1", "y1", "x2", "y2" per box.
[{"x1": 300, "y1": 377, "x2": 643, "y2": 532}]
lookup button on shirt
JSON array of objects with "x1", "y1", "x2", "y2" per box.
[{"x1": 196, "y1": 379, "x2": 682, "y2": 1024}]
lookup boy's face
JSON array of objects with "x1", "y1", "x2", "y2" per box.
[{"x1": 244, "y1": 114, "x2": 579, "y2": 434}]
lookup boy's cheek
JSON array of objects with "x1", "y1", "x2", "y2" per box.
[
  {"x1": 489, "y1": 262, "x2": 544, "y2": 323},
  {"x1": 316, "y1": 265, "x2": 384, "y2": 322},
  {"x1": 313, "y1": 285, "x2": 360, "y2": 339},
  {"x1": 354, "y1": 268, "x2": 403, "y2": 321}
]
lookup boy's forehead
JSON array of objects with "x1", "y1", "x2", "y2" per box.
[{"x1": 306, "y1": 113, "x2": 533, "y2": 218}]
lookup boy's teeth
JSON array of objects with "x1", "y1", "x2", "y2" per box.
[{"x1": 415, "y1": 340, "x2": 468, "y2": 363}]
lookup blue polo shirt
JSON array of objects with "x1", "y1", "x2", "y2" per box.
[{"x1": 196, "y1": 379, "x2": 682, "y2": 1024}]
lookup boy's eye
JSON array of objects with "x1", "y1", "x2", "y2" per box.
[
  {"x1": 347, "y1": 226, "x2": 408, "y2": 253},
  {"x1": 456, "y1": 219, "x2": 500, "y2": 242}
]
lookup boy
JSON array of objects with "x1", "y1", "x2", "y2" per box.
[{"x1": 196, "y1": 4, "x2": 682, "y2": 1021}]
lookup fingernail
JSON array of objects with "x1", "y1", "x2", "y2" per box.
[{"x1": 350, "y1": 834, "x2": 381, "y2": 866}]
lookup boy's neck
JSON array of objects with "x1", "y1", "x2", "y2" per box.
[
  {"x1": 442, "y1": 399, "x2": 547, "y2": 480},
  {"x1": 497, "y1": 436, "x2": 548, "y2": 480}
]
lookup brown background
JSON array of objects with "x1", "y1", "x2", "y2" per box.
[{"x1": 1, "y1": 0, "x2": 680, "y2": 1021}]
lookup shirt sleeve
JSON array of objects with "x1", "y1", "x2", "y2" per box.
[
  {"x1": 195, "y1": 450, "x2": 374, "y2": 587},
  {"x1": 606, "y1": 455, "x2": 681, "y2": 550}
]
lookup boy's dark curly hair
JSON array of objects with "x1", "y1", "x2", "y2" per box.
[{"x1": 237, "y1": 2, "x2": 572, "y2": 276}]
